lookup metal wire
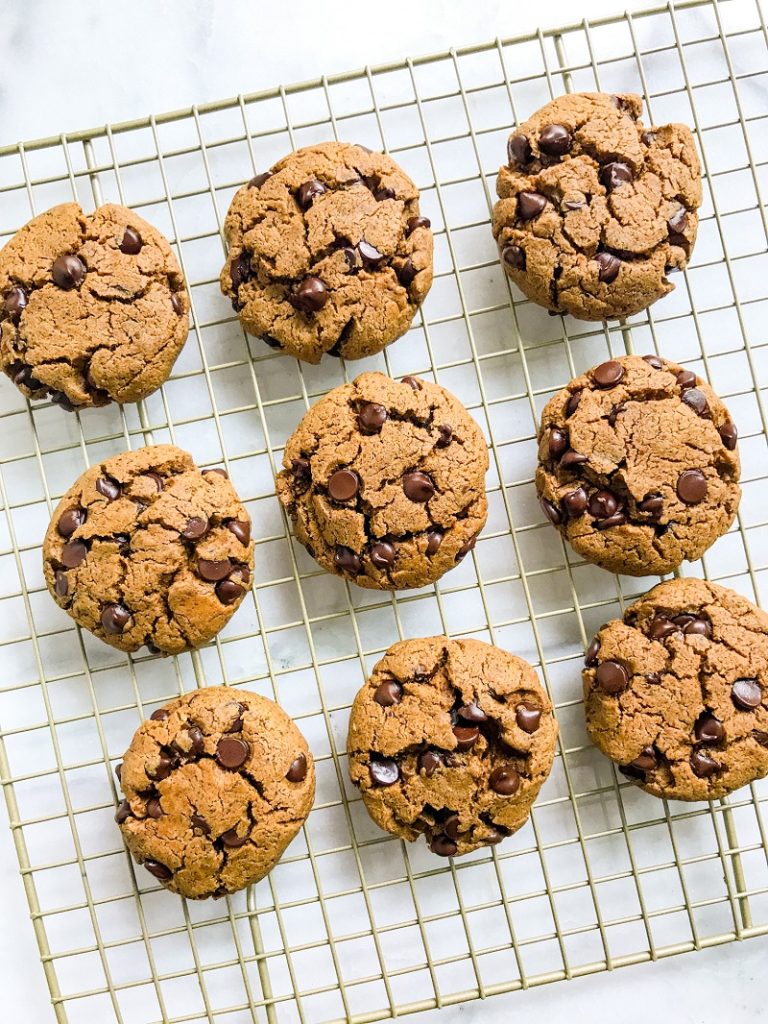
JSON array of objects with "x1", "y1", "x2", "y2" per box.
[{"x1": 0, "y1": 1, "x2": 767, "y2": 1021}]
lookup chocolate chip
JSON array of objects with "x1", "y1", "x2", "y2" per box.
[
  {"x1": 585, "y1": 636, "x2": 601, "y2": 666},
  {"x1": 292, "y1": 276, "x2": 328, "y2": 313},
  {"x1": 230, "y1": 253, "x2": 251, "y2": 290},
  {"x1": 181, "y1": 516, "x2": 209, "y2": 540},
  {"x1": 147, "y1": 752, "x2": 172, "y2": 781},
  {"x1": 296, "y1": 179, "x2": 327, "y2": 209},
  {"x1": 198, "y1": 558, "x2": 232, "y2": 582},
  {"x1": 563, "y1": 487, "x2": 588, "y2": 517},
  {"x1": 249, "y1": 171, "x2": 272, "y2": 188},
  {"x1": 508, "y1": 134, "x2": 532, "y2": 165},
  {"x1": 752, "y1": 730, "x2": 768, "y2": 747},
  {"x1": 358, "y1": 402, "x2": 387, "y2": 434},
  {"x1": 430, "y1": 834, "x2": 458, "y2": 857},
  {"x1": 328, "y1": 468, "x2": 359, "y2": 501},
  {"x1": 453, "y1": 725, "x2": 479, "y2": 751},
  {"x1": 261, "y1": 332, "x2": 282, "y2": 348},
  {"x1": 560, "y1": 450, "x2": 588, "y2": 470},
  {"x1": 457, "y1": 702, "x2": 487, "y2": 723},
  {"x1": 596, "y1": 511, "x2": 627, "y2": 530},
  {"x1": 52, "y1": 253, "x2": 86, "y2": 289},
  {"x1": 286, "y1": 753, "x2": 308, "y2": 782},
  {"x1": 369, "y1": 758, "x2": 399, "y2": 786},
  {"x1": 682, "y1": 388, "x2": 709, "y2": 417},
  {"x1": 220, "y1": 827, "x2": 248, "y2": 848},
  {"x1": 227, "y1": 519, "x2": 251, "y2": 545},
  {"x1": 600, "y1": 161, "x2": 633, "y2": 191},
  {"x1": 455, "y1": 535, "x2": 477, "y2": 562},
  {"x1": 502, "y1": 245, "x2": 526, "y2": 270},
  {"x1": 548, "y1": 428, "x2": 568, "y2": 457},
  {"x1": 539, "y1": 124, "x2": 572, "y2": 156},
  {"x1": 732, "y1": 678, "x2": 762, "y2": 710},
  {"x1": 12, "y1": 364, "x2": 43, "y2": 391},
  {"x1": 639, "y1": 494, "x2": 664, "y2": 517},
  {"x1": 101, "y1": 603, "x2": 131, "y2": 634},
  {"x1": 516, "y1": 703, "x2": 541, "y2": 733},
  {"x1": 374, "y1": 680, "x2": 402, "y2": 706},
  {"x1": 593, "y1": 360, "x2": 624, "y2": 388},
  {"x1": 517, "y1": 190, "x2": 547, "y2": 220},
  {"x1": 401, "y1": 375, "x2": 421, "y2": 390},
  {"x1": 426, "y1": 529, "x2": 443, "y2": 555},
  {"x1": 57, "y1": 506, "x2": 86, "y2": 538},
  {"x1": 418, "y1": 750, "x2": 443, "y2": 776},
  {"x1": 146, "y1": 797, "x2": 163, "y2": 819},
  {"x1": 596, "y1": 660, "x2": 629, "y2": 694},
  {"x1": 61, "y1": 541, "x2": 87, "y2": 568},
  {"x1": 679, "y1": 615, "x2": 712, "y2": 638},
  {"x1": 356, "y1": 240, "x2": 386, "y2": 268},
  {"x1": 171, "y1": 292, "x2": 184, "y2": 315},
  {"x1": 171, "y1": 726, "x2": 204, "y2": 759},
  {"x1": 403, "y1": 471, "x2": 435, "y2": 502},
  {"x1": 719, "y1": 422, "x2": 738, "y2": 450},
  {"x1": 695, "y1": 712, "x2": 724, "y2": 744},
  {"x1": 642, "y1": 354, "x2": 665, "y2": 370},
  {"x1": 215, "y1": 578, "x2": 243, "y2": 605},
  {"x1": 407, "y1": 216, "x2": 431, "y2": 235},
  {"x1": 144, "y1": 860, "x2": 172, "y2": 881},
  {"x1": 370, "y1": 541, "x2": 395, "y2": 569},
  {"x1": 443, "y1": 814, "x2": 461, "y2": 840},
  {"x1": 54, "y1": 570, "x2": 69, "y2": 597},
  {"x1": 589, "y1": 490, "x2": 620, "y2": 519},
  {"x1": 150, "y1": 708, "x2": 169, "y2": 721},
  {"x1": 641, "y1": 131, "x2": 656, "y2": 146},
  {"x1": 489, "y1": 765, "x2": 521, "y2": 795},
  {"x1": 334, "y1": 545, "x2": 362, "y2": 575},
  {"x1": 119, "y1": 227, "x2": 143, "y2": 255},
  {"x1": 291, "y1": 458, "x2": 311, "y2": 487},
  {"x1": 667, "y1": 207, "x2": 688, "y2": 235},
  {"x1": 566, "y1": 390, "x2": 582, "y2": 416},
  {"x1": 396, "y1": 259, "x2": 417, "y2": 287},
  {"x1": 216, "y1": 736, "x2": 250, "y2": 768},
  {"x1": 144, "y1": 472, "x2": 164, "y2": 492},
  {"x1": 540, "y1": 497, "x2": 563, "y2": 526},
  {"x1": 630, "y1": 747, "x2": 657, "y2": 771},
  {"x1": 676, "y1": 469, "x2": 708, "y2": 504},
  {"x1": 676, "y1": 369, "x2": 697, "y2": 390},
  {"x1": 435, "y1": 424, "x2": 453, "y2": 448},
  {"x1": 115, "y1": 799, "x2": 131, "y2": 824},
  {"x1": 96, "y1": 476, "x2": 120, "y2": 501},
  {"x1": 594, "y1": 251, "x2": 621, "y2": 283},
  {"x1": 4, "y1": 287, "x2": 27, "y2": 321},
  {"x1": 649, "y1": 614, "x2": 676, "y2": 640},
  {"x1": 691, "y1": 748, "x2": 720, "y2": 778}
]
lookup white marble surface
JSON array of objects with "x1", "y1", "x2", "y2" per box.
[{"x1": 0, "y1": 1, "x2": 765, "y2": 1022}]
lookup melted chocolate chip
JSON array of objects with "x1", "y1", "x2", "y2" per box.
[
  {"x1": 292, "y1": 276, "x2": 328, "y2": 313},
  {"x1": 732, "y1": 678, "x2": 762, "y2": 710},
  {"x1": 96, "y1": 476, "x2": 121, "y2": 501},
  {"x1": 328, "y1": 468, "x2": 360, "y2": 501},
  {"x1": 119, "y1": 227, "x2": 143, "y2": 255},
  {"x1": 52, "y1": 253, "x2": 86, "y2": 289},
  {"x1": 227, "y1": 519, "x2": 251, "y2": 546},
  {"x1": 695, "y1": 712, "x2": 724, "y2": 744},
  {"x1": 418, "y1": 750, "x2": 443, "y2": 776},
  {"x1": 600, "y1": 161, "x2": 633, "y2": 191},
  {"x1": 4, "y1": 287, "x2": 27, "y2": 321},
  {"x1": 516, "y1": 703, "x2": 541, "y2": 733},
  {"x1": 690, "y1": 748, "x2": 720, "y2": 778},
  {"x1": 369, "y1": 758, "x2": 399, "y2": 786},
  {"x1": 566, "y1": 390, "x2": 582, "y2": 416},
  {"x1": 453, "y1": 725, "x2": 479, "y2": 751},
  {"x1": 667, "y1": 207, "x2": 688, "y2": 235},
  {"x1": 540, "y1": 498, "x2": 563, "y2": 526},
  {"x1": 358, "y1": 402, "x2": 387, "y2": 434},
  {"x1": 584, "y1": 636, "x2": 601, "y2": 666},
  {"x1": 720, "y1": 422, "x2": 738, "y2": 450},
  {"x1": 507, "y1": 134, "x2": 532, "y2": 165},
  {"x1": 57, "y1": 506, "x2": 86, "y2": 538},
  {"x1": 230, "y1": 253, "x2": 251, "y2": 289},
  {"x1": 407, "y1": 216, "x2": 431, "y2": 235},
  {"x1": 374, "y1": 680, "x2": 402, "y2": 706},
  {"x1": 403, "y1": 471, "x2": 435, "y2": 502},
  {"x1": 642, "y1": 354, "x2": 665, "y2": 370},
  {"x1": 517, "y1": 190, "x2": 547, "y2": 220},
  {"x1": 589, "y1": 490, "x2": 620, "y2": 519},
  {"x1": 560, "y1": 450, "x2": 588, "y2": 470},
  {"x1": 248, "y1": 171, "x2": 272, "y2": 189},
  {"x1": 216, "y1": 736, "x2": 250, "y2": 768},
  {"x1": 370, "y1": 541, "x2": 395, "y2": 569},
  {"x1": 61, "y1": 541, "x2": 87, "y2": 568},
  {"x1": 592, "y1": 360, "x2": 625, "y2": 388},
  {"x1": 144, "y1": 860, "x2": 172, "y2": 881},
  {"x1": 334, "y1": 545, "x2": 362, "y2": 575},
  {"x1": 539, "y1": 124, "x2": 572, "y2": 156},
  {"x1": 430, "y1": 834, "x2": 458, "y2": 857},
  {"x1": 563, "y1": 487, "x2": 588, "y2": 517},
  {"x1": 629, "y1": 747, "x2": 657, "y2": 771},
  {"x1": 548, "y1": 428, "x2": 568, "y2": 458},
  {"x1": 596, "y1": 660, "x2": 629, "y2": 694},
  {"x1": 101, "y1": 603, "x2": 131, "y2": 634},
  {"x1": 286, "y1": 753, "x2": 308, "y2": 782},
  {"x1": 682, "y1": 388, "x2": 709, "y2": 417},
  {"x1": 426, "y1": 529, "x2": 443, "y2": 555},
  {"x1": 596, "y1": 251, "x2": 621, "y2": 283},
  {"x1": 115, "y1": 800, "x2": 131, "y2": 824},
  {"x1": 502, "y1": 244, "x2": 526, "y2": 270},
  {"x1": 198, "y1": 558, "x2": 232, "y2": 582},
  {"x1": 181, "y1": 516, "x2": 209, "y2": 540},
  {"x1": 676, "y1": 470, "x2": 708, "y2": 504},
  {"x1": 296, "y1": 179, "x2": 327, "y2": 209},
  {"x1": 357, "y1": 239, "x2": 386, "y2": 267},
  {"x1": 489, "y1": 765, "x2": 521, "y2": 795},
  {"x1": 54, "y1": 570, "x2": 69, "y2": 598},
  {"x1": 396, "y1": 259, "x2": 417, "y2": 287}
]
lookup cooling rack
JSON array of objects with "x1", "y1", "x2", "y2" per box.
[{"x1": 0, "y1": 0, "x2": 767, "y2": 1021}]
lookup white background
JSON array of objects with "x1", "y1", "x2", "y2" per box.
[{"x1": 0, "y1": 1, "x2": 765, "y2": 1021}]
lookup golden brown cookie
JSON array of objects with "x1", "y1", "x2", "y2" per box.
[
  {"x1": 115, "y1": 687, "x2": 315, "y2": 899},
  {"x1": 220, "y1": 142, "x2": 433, "y2": 362},
  {"x1": 492, "y1": 92, "x2": 701, "y2": 320},
  {"x1": 0, "y1": 203, "x2": 188, "y2": 409},
  {"x1": 43, "y1": 445, "x2": 253, "y2": 655},
  {"x1": 584, "y1": 579, "x2": 768, "y2": 800},
  {"x1": 276, "y1": 372, "x2": 488, "y2": 589},
  {"x1": 536, "y1": 354, "x2": 740, "y2": 576},
  {"x1": 347, "y1": 637, "x2": 558, "y2": 856}
]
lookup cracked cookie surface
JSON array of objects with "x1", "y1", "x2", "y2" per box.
[
  {"x1": 115, "y1": 686, "x2": 315, "y2": 898},
  {"x1": 276, "y1": 372, "x2": 488, "y2": 590},
  {"x1": 584, "y1": 579, "x2": 768, "y2": 800},
  {"x1": 536, "y1": 354, "x2": 740, "y2": 576},
  {"x1": 0, "y1": 203, "x2": 188, "y2": 409},
  {"x1": 347, "y1": 637, "x2": 558, "y2": 856},
  {"x1": 220, "y1": 142, "x2": 433, "y2": 363},
  {"x1": 43, "y1": 445, "x2": 254, "y2": 655},
  {"x1": 492, "y1": 92, "x2": 701, "y2": 321}
]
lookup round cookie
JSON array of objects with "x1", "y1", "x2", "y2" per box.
[
  {"x1": 43, "y1": 445, "x2": 253, "y2": 655},
  {"x1": 0, "y1": 203, "x2": 188, "y2": 409},
  {"x1": 115, "y1": 687, "x2": 315, "y2": 898},
  {"x1": 536, "y1": 354, "x2": 740, "y2": 576},
  {"x1": 276, "y1": 372, "x2": 488, "y2": 590},
  {"x1": 583, "y1": 579, "x2": 768, "y2": 801},
  {"x1": 492, "y1": 92, "x2": 701, "y2": 320},
  {"x1": 347, "y1": 637, "x2": 558, "y2": 856},
  {"x1": 220, "y1": 141, "x2": 433, "y2": 362}
]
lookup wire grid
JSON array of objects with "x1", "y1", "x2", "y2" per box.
[{"x1": 0, "y1": 0, "x2": 767, "y2": 1021}]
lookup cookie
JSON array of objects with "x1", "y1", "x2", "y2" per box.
[
  {"x1": 583, "y1": 579, "x2": 768, "y2": 800},
  {"x1": 492, "y1": 92, "x2": 701, "y2": 320},
  {"x1": 43, "y1": 445, "x2": 253, "y2": 655},
  {"x1": 276, "y1": 372, "x2": 488, "y2": 590},
  {"x1": 347, "y1": 636, "x2": 558, "y2": 856},
  {"x1": 536, "y1": 354, "x2": 740, "y2": 576},
  {"x1": 115, "y1": 686, "x2": 315, "y2": 898},
  {"x1": 220, "y1": 142, "x2": 433, "y2": 362},
  {"x1": 0, "y1": 203, "x2": 188, "y2": 409}
]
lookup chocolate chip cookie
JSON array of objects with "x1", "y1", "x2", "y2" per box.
[
  {"x1": 115, "y1": 686, "x2": 315, "y2": 898},
  {"x1": 276, "y1": 372, "x2": 488, "y2": 589},
  {"x1": 492, "y1": 92, "x2": 701, "y2": 320},
  {"x1": 0, "y1": 203, "x2": 188, "y2": 409},
  {"x1": 220, "y1": 142, "x2": 433, "y2": 362},
  {"x1": 536, "y1": 354, "x2": 740, "y2": 576},
  {"x1": 584, "y1": 579, "x2": 768, "y2": 800},
  {"x1": 43, "y1": 445, "x2": 253, "y2": 655},
  {"x1": 347, "y1": 636, "x2": 558, "y2": 856}
]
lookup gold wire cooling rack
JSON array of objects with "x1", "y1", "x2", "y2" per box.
[{"x1": 1, "y1": 1, "x2": 767, "y2": 1021}]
